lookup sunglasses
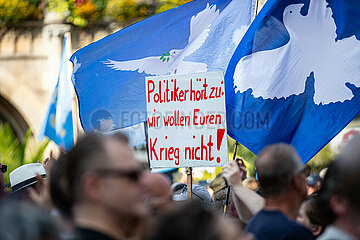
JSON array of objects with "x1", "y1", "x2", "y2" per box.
[
  {"x1": 94, "y1": 168, "x2": 143, "y2": 182},
  {"x1": 0, "y1": 165, "x2": 7, "y2": 173}
]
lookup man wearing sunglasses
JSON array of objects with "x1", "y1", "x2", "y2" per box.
[
  {"x1": 0, "y1": 163, "x2": 6, "y2": 200},
  {"x1": 51, "y1": 133, "x2": 148, "y2": 240}
]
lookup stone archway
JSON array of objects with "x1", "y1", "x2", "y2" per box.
[{"x1": 0, "y1": 94, "x2": 29, "y2": 140}]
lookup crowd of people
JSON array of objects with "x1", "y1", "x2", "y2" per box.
[{"x1": 0, "y1": 132, "x2": 360, "y2": 240}]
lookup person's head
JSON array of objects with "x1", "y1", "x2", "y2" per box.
[
  {"x1": 171, "y1": 182, "x2": 187, "y2": 193},
  {"x1": 0, "y1": 201, "x2": 59, "y2": 240},
  {"x1": 172, "y1": 184, "x2": 212, "y2": 206},
  {"x1": 143, "y1": 172, "x2": 173, "y2": 214},
  {"x1": 317, "y1": 136, "x2": 360, "y2": 237},
  {"x1": 255, "y1": 143, "x2": 306, "y2": 199},
  {"x1": 297, "y1": 194, "x2": 328, "y2": 237},
  {"x1": 9, "y1": 163, "x2": 46, "y2": 202},
  {"x1": 306, "y1": 173, "x2": 322, "y2": 195},
  {"x1": 210, "y1": 174, "x2": 227, "y2": 213},
  {"x1": 50, "y1": 133, "x2": 148, "y2": 221},
  {"x1": 10, "y1": 163, "x2": 46, "y2": 193},
  {"x1": 146, "y1": 200, "x2": 242, "y2": 240},
  {"x1": 212, "y1": 188, "x2": 239, "y2": 219}
]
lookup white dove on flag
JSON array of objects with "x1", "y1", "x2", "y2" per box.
[
  {"x1": 233, "y1": 0, "x2": 360, "y2": 104},
  {"x1": 103, "y1": 3, "x2": 219, "y2": 75}
]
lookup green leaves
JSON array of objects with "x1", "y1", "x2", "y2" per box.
[
  {"x1": 0, "y1": 123, "x2": 49, "y2": 186},
  {"x1": 1, "y1": 0, "x2": 191, "y2": 27},
  {"x1": 105, "y1": 0, "x2": 154, "y2": 25},
  {"x1": 227, "y1": 136, "x2": 256, "y2": 177},
  {"x1": 0, "y1": 0, "x2": 42, "y2": 24},
  {"x1": 160, "y1": 52, "x2": 170, "y2": 62},
  {"x1": 156, "y1": 0, "x2": 192, "y2": 14},
  {"x1": 306, "y1": 144, "x2": 334, "y2": 173}
]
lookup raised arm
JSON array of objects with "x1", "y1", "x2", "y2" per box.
[{"x1": 222, "y1": 159, "x2": 264, "y2": 223}]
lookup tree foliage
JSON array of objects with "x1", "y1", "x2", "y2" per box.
[
  {"x1": 228, "y1": 136, "x2": 257, "y2": 177},
  {"x1": 155, "y1": 0, "x2": 192, "y2": 14},
  {"x1": 0, "y1": 0, "x2": 43, "y2": 24},
  {"x1": 0, "y1": 0, "x2": 193, "y2": 27},
  {"x1": 305, "y1": 144, "x2": 334, "y2": 173},
  {"x1": 0, "y1": 123, "x2": 49, "y2": 186},
  {"x1": 227, "y1": 137, "x2": 335, "y2": 177},
  {"x1": 105, "y1": 0, "x2": 152, "y2": 22}
]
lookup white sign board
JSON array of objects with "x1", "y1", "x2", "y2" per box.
[
  {"x1": 146, "y1": 71, "x2": 228, "y2": 168},
  {"x1": 330, "y1": 127, "x2": 360, "y2": 154}
]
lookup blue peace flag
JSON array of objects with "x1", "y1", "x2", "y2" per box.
[
  {"x1": 70, "y1": 0, "x2": 256, "y2": 132},
  {"x1": 225, "y1": 0, "x2": 360, "y2": 163},
  {"x1": 39, "y1": 33, "x2": 75, "y2": 150}
]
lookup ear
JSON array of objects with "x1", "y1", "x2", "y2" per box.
[
  {"x1": 82, "y1": 173, "x2": 103, "y2": 203},
  {"x1": 293, "y1": 173, "x2": 307, "y2": 194},
  {"x1": 312, "y1": 225, "x2": 323, "y2": 237}
]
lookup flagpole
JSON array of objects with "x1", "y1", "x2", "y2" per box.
[
  {"x1": 66, "y1": 31, "x2": 80, "y2": 146},
  {"x1": 224, "y1": 141, "x2": 239, "y2": 216},
  {"x1": 144, "y1": 121, "x2": 151, "y2": 168},
  {"x1": 72, "y1": 88, "x2": 79, "y2": 144},
  {"x1": 186, "y1": 167, "x2": 193, "y2": 200},
  {"x1": 255, "y1": 0, "x2": 260, "y2": 17},
  {"x1": 64, "y1": 32, "x2": 78, "y2": 145}
]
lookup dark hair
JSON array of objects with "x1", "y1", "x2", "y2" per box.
[
  {"x1": 50, "y1": 133, "x2": 128, "y2": 217},
  {"x1": 316, "y1": 161, "x2": 340, "y2": 224},
  {"x1": 146, "y1": 200, "x2": 222, "y2": 240},
  {"x1": 109, "y1": 132, "x2": 129, "y2": 144},
  {"x1": 255, "y1": 143, "x2": 302, "y2": 197},
  {"x1": 0, "y1": 201, "x2": 59, "y2": 240},
  {"x1": 316, "y1": 157, "x2": 360, "y2": 224},
  {"x1": 212, "y1": 188, "x2": 228, "y2": 213},
  {"x1": 302, "y1": 194, "x2": 329, "y2": 233}
]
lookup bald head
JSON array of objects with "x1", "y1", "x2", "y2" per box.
[
  {"x1": 255, "y1": 143, "x2": 303, "y2": 197},
  {"x1": 146, "y1": 173, "x2": 172, "y2": 198},
  {"x1": 144, "y1": 173, "x2": 173, "y2": 213}
]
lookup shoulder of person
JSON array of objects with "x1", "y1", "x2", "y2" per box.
[{"x1": 286, "y1": 221, "x2": 315, "y2": 240}]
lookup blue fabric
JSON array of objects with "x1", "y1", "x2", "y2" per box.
[
  {"x1": 70, "y1": 0, "x2": 255, "y2": 132},
  {"x1": 105, "y1": 123, "x2": 146, "y2": 147},
  {"x1": 245, "y1": 210, "x2": 315, "y2": 240},
  {"x1": 39, "y1": 34, "x2": 74, "y2": 150},
  {"x1": 225, "y1": 0, "x2": 360, "y2": 163}
]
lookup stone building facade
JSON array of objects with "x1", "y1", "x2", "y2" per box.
[{"x1": 0, "y1": 20, "x2": 115, "y2": 139}]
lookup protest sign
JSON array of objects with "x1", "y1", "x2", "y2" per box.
[{"x1": 146, "y1": 71, "x2": 228, "y2": 168}]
